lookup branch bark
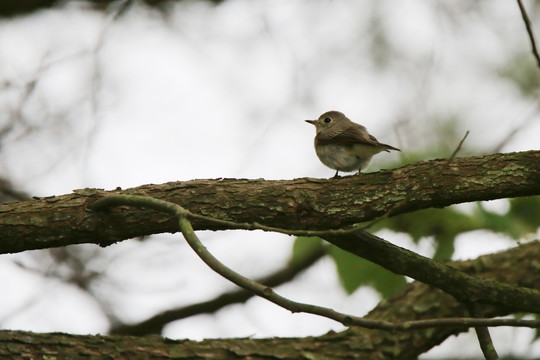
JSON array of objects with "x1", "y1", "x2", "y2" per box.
[
  {"x1": 1, "y1": 151, "x2": 539, "y2": 255},
  {"x1": 92, "y1": 194, "x2": 540, "y2": 319},
  {"x1": 325, "y1": 231, "x2": 540, "y2": 313},
  {"x1": 1, "y1": 151, "x2": 539, "y2": 358},
  {"x1": 2, "y1": 241, "x2": 540, "y2": 359}
]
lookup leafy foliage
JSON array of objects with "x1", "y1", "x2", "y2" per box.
[
  {"x1": 290, "y1": 236, "x2": 325, "y2": 265},
  {"x1": 329, "y1": 245, "x2": 407, "y2": 297}
]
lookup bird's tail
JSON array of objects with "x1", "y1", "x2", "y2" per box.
[{"x1": 382, "y1": 143, "x2": 401, "y2": 152}]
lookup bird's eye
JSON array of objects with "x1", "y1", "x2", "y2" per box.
[{"x1": 324, "y1": 117, "x2": 332, "y2": 123}]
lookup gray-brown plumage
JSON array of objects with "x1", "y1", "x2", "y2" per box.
[{"x1": 306, "y1": 111, "x2": 400, "y2": 177}]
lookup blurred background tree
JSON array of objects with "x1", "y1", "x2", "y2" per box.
[{"x1": 1, "y1": 0, "x2": 539, "y2": 358}]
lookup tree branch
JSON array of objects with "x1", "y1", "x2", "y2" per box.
[
  {"x1": 1, "y1": 151, "x2": 539, "y2": 255},
  {"x1": 354, "y1": 240, "x2": 540, "y2": 358},
  {"x1": 94, "y1": 195, "x2": 540, "y2": 326},
  {"x1": 3, "y1": 241, "x2": 540, "y2": 359},
  {"x1": 517, "y1": 0, "x2": 540, "y2": 69},
  {"x1": 324, "y1": 230, "x2": 540, "y2": 314},
  {"x1": 448, "y1": 130, "x2": 469, "y2": 160},
  {"x1": 468, "y1": 303, "x2": 500, "y2": 360}
]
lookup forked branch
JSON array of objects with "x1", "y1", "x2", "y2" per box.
[{"x1": 92, "y1": 194, "x2": 540, "y2": 332}]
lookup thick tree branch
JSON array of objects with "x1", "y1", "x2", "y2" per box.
[
  {"x1": 94, "y1": 195, "x2": 540, "y2": 331},
  {"x1": 3, "y1": 241, "x2": 540, "y2": 359},
  {"x1": 324, "y1": 231, "x2": 540, "y2": 314},
  {"x1": 1, "y1": 151, "x2": 539, "y2": 255},
  {"x1": 94, "y1": 194, "x2": 540, "y2": 316},
  {"x1": 352, "y1": 240, "x2": 540, "y2": 358}
]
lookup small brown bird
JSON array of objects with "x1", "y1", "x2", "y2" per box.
[{"x1": 306, "y1": 111, "x2": 400, "y2": 177}]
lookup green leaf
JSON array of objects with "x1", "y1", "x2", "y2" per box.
[
  {"x1": 290, "y1": 236, "x2": 324, "y2": 266},
  {"x1": 376, "y1": 208, "x2": 478, "y2": 258},
  {"x1": 329, "y1": 245, "x2": 407, "y2": 298},
  {"x1": 508, "y1": 197, "x2": 540, "y2": 235}
]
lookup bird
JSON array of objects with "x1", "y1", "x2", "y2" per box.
[{"x1": 306, "y1": 110, "x2": 400, "y2": 177}]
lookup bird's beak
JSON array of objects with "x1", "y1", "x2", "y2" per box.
[{"x1": 305, "y1": 120, "x2": 316, "y2": 125}]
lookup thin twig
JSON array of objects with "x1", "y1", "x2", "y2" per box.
[
  {"x1": 469, "y1": 303, "x2": 500, "y2": 360},
  {"x1": 448, "y1": 130, "x2": 470, "y2": 161},
  {"x1": 92, "y1": 194, "x2": 540, "y2": 332},
  {"x1": 517, "y1": 0, "x2": 540, "y2": 69}
]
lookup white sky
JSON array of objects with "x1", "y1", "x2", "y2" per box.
[{"x1": 0, "y1": 0, "x2": 539, "y2": 358}]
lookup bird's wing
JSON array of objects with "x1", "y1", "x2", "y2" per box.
[
  {"x1": 317, "y1": 125, "x2": 401, "y2": 151},
  {"x1": 316, "y1": 124, "x2": 377, "y2": 146}
]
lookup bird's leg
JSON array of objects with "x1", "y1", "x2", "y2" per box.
[{"x1": 333, "y1": 170, "x2": 340, "y2": 178}]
